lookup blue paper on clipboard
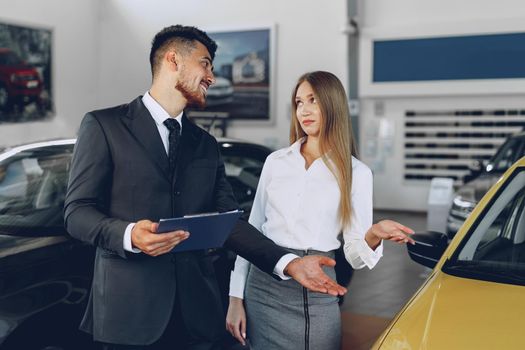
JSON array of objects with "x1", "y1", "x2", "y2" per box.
[{"x1": 157, "y1": 210, "x2": 243, "y2": 252}]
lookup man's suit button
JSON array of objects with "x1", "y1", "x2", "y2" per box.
[{"x1": 174, "y1": 191, "x2": 181, "y2": 196}]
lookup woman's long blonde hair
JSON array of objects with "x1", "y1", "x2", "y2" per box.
[{"x1": 290, "y1": 71, "x2": 357, "y2": 227}]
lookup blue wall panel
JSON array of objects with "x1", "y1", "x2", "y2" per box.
[{"x1": 373, "y1": 33, "x2": 525, "y2": 82}]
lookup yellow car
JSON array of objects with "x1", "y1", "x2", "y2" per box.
[{"x1": 373, "y1": 156, "x2": 525, "y2": 349}]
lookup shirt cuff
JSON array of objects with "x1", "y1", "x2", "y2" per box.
[
  {"x1": 229, "y1": 270, "x2": 246, "y2": 299},
  {"x1": 124, "y1": 222, "x2": 141, "y2": 253},
  {"x1": 357, "y1": 238, "x2": 383, "y2": 269},
  {"x1": 273, "y1": 253, "x2": 300, "y2": 280}
]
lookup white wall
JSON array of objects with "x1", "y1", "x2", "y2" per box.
[
  {"x1": 358, "y1": 0, "x2": 525, "y2": 211},
  {"x1": 360, "y1": 0, "x2": 525, "y2": 27},
  {"x1": 0, "y1": 0, "x2": 348, "y2": 149},
  {"x1": 96, "y1": 0, "x2": 349, "y2": 149},
  {"x1": 0, "y1": 0, "x2": 100, "y2": 145}
]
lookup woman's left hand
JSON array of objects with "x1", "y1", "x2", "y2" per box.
[{"x1": 366, "y1": 220, "x2": 415, "y2": 248}]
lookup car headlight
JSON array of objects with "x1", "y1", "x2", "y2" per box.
[{"x1": 450, "y1": 195, "x2": 476, "y2": 219}]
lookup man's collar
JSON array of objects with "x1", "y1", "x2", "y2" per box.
[{"x1": 142, "y1": 91, "x2": 183, "y2": 129}]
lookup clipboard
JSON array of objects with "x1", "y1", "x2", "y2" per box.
[{"x1": 157, "y1": 209, "x2": 243, "y2": 252}]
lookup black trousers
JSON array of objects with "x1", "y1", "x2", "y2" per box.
[{"x1": 100, "y1": 295, "x2": 223, "y2": 350}]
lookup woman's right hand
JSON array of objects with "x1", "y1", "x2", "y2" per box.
[{"x1": 226, "y1": 296, "x2": 247, "y2": 346}]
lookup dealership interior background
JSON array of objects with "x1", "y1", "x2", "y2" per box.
[{"x1": 2, "y1": 0, "x2": 525, "y2": 349}]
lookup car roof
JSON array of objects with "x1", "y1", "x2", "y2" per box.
[
  {"x1": 2, "y1": 137, "x2": 256, "y2": 147},
  {"x1": 0, "y1": 139, "x2": 76, "y2": 162},
  {"x1": 0, "y1": 137, "x2": 268, "y2": 161},
  {"x1": 216, "y1": 137, "x2": 263, "y2": 144},
  {"x1": 510, "y1": 131, "x2": 525, "y2": 138}
]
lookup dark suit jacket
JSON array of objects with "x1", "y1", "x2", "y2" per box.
[{"x1": 64, "y1": 97, "x2": 287, "y2": 345}]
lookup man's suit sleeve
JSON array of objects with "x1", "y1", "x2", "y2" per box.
[
  {"x1": 212, "y1": 148, "x2": 288, "y2": 275},
  {"x1": 64, "y1": 113, "x2": 129, "y2": 258}
]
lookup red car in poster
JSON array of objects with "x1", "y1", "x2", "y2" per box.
[{"x1": 0, "y1": 48, "x2": 43, "y2": 112}]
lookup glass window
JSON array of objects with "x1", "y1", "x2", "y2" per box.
[
  {"x1": 445, "y1": 169, "x2": 525, "y2": 285},
  {"x1": 0, "y1": 145, "x2": 73, "y2": 236},
  {"x1": 220, "y1": 143, "x2": 269, "y2": 216},
  {"x1": 488, "y1": 138, "x2": 524, "y2": 172},
  {"x1": 0, "y1": 50, "x2": 23, "y2": 65}
]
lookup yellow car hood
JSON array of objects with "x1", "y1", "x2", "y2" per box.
[{"x1": 376, "y1": 271, "x2": 525, "y2": 349}]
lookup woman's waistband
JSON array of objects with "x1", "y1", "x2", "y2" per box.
[{"x1": 282, "y1": 247, "x2": 335, "y2": 259}]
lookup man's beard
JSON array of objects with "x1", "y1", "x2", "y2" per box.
[{"x1": 175, "y1": 79, "x2": 206, "y2": 109}]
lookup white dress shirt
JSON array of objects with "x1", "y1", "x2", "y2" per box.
[
  {"x1": 229, "y1": 138, "x2": 383, "y2": 298},
  {"x1": 123, "y1": 91, "x2": 183, "y2": 253}
]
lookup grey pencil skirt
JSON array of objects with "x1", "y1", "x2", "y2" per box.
[{"x1": 244, "y1": 249, "x2": 341, "y2": 350}]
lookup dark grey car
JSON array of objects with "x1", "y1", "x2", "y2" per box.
[
  {"x1": 0, "y1": 138, "x2": 272, "y2": 349},
  {"x1": 447, "y1": 132, "x2": 525, "y2": 238}
]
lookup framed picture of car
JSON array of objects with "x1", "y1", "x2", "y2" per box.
[
  {"x1": 187, "y1": 25, "x2": 275, "y2": 123},
  {"x1": 0, "y1": 20, "x2": 53, "y2": 123}
]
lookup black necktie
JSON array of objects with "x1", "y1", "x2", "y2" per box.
[{"x1": 163, "y1": 118, "x2": 181, "y2": 178}]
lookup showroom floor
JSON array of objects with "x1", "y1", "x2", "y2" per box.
[{"x1": 340, "y1": 210, "x2": 431, "y2": 350}]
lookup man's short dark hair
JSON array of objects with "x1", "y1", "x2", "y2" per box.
[{"x1": 149, "y1": 25, "x2": 217, "y2": 78}]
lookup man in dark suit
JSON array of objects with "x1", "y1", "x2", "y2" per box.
[{"x1": 64, "y1": 25, "x2": 346, "y2": 349}]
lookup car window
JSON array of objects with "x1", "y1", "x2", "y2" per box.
[
  {"x1": 445, "y1": 169, "x2": 525, "y2": 285},
  {"x1": 0, "y1": 50, "x2": 23, "y2": 65},
  {"x1": 487, "y1": 137, "x2": 524, "y2": 172},
  {"x1": 220, "y1": 144, "x2": 269, "y2": 216},
  {"x1": 223, "y1": 154, "x2": 264, "y2": 212},
  {"x1": 0, "y1": 145, "x2": 73, "y2": 236}
]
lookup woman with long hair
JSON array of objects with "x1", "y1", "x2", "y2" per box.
[{"x1": 226, "y1": 71, "x2": 414, "y2": 349}]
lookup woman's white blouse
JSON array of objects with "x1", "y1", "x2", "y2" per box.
[{"x1": 229, "y1": 139, "x2": 383, "y2": 298}]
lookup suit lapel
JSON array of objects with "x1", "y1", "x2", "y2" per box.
[{"x1": 121, "y1": 97, "x2": 170, "y2": 179}]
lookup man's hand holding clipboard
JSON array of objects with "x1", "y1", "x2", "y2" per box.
[
  {"x1": 130, "y1": 219, "x2": 190, "y2": 257},
  {"x1": 130, "y1": 210, "x2": 243, "y2": 256}
]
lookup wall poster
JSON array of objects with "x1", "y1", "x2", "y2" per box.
[
  {"x1": 0, "y1": 20, "x2": 53, "y2": 124},
  {"x1": 188, "y1": 26, "x2": 274, "y2": 123}
]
